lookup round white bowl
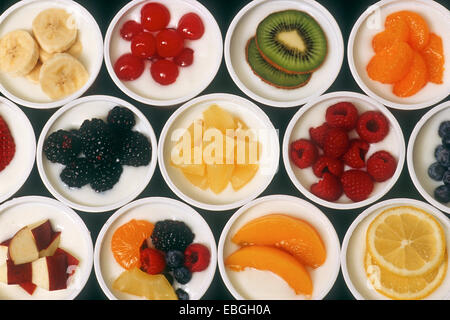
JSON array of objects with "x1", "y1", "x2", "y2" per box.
[
  {"x1": 94, "y1": 196, "x2": 217, "y2": 300},
  {"x1": 407, "y1": 100, "x2": 450, "y2": 214},
  {"x1": 218, "y1": 194, "x2": 340, "y2": 300},
  {"x1": 158, "y1": 93, "x2": 280, "y2": 211},
  {"x1": 36, "y1": 95, "x2": 158, "y2": 213},
  {"x1": 283, "y1": 91, "x2": 405, "y2": 210},
  {"x1": 104, "y1": 0, "x2": 223, "y2": 107},
  {"x1": 0, "y1": 196, "x2": 93, "y2": 300},
  {"x1": 0, "y1": 0, "x2": 103, "y2": 109},
  {"x1": 341, "y1": 198, "x2": 450, "y2": 300},
  {"x1": 0, "y1": 97, "x2": 35, "y2": 204},
  {"x1": 348, "y1": 0, "x2": 450, "y2": 110},
  {"x1": 224, "y1": 0, "x2": 344, "y2": 108}
]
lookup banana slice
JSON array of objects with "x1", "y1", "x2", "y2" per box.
[
  {"x1": 39, "y1": 48, "x2": 53, "y2": 63},
  {"x1": 66, "y1": 35, "x2": 83, "y2": 58},
  {"x1": 39, "y1": 53, "x2": 88, "y2": 100},
  {"x1": 26, "y1": 61, "x2": 42, "y2": 83},
  {"x1": 0, "y1": 30, "x2": 39, "y2": 76},
  {"x1": 32, "y1": 8, "x2": 77, "y2": 54}
]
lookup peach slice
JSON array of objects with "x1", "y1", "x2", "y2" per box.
[{"x1": 225, "y1": 245, "x2": 313, "y2": 296}]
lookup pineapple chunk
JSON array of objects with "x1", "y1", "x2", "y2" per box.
[
  {"x1": 231, "y1": 164, "x2": 259, "y2": 191},
  {"x1": 235, "y1": 138, "x2": 261, "y2": 165},
  {"x1": 207, "y1": 163, "x2": 234, "y2": 194},
  {"x1": 183, "y1": 172, "x2": 208, "y2": 190},
  {"x1": 203, "y1": 104, "x2": 236, "y2": 134}
]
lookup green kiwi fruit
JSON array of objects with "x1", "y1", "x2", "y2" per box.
[
  {"x1": 246, "y1": 37, "x2": 311, "y2": 89},
  {"x1": 255, "y1": 10, "x2": 327, "y2": 74}
]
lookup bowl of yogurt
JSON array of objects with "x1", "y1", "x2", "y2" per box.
[
  {"x1": 224, "y1": 0, "x2": 344, "y2": 108},
  {"x1": 0, "y1": 0, "x2": 103, "y2": 109},
  {"x1": 0, "y1": 97, "x2": 35, "y2": 204},
  {"x1": 104, "y1": 0, "x2": 223, "y2": 107},
  {"x1": 218, "y1": 194, "x2": 340, "y2": 300},
  {"x1": 0, "y1": 196, "x2": 93, "y2": 300},
  {"x1": 36, "y1": 95, "x2": 158, "y2": 213},
  {"x1": 348, "y1": 0, "x2": 450, "y2": 110}
]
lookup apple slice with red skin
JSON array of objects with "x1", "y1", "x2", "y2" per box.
[
  {"x1": 0, "y1": 260, "x2": 32, "y2": 284},
  {"x1": 8, "y1": 227, "x2": 39, "y2": 265},
  {"x1": 28, "y1": 220, "x2": 53, "y2": 251},
  {"x1": 32, "y1": 254, "x2": 68, "y2": 291},
  {"x1": 19, "y1": 282, "x2": 37, "y2": 295},
  {"x1": 54, "y1": 248, "x2": 79, "y2": 276},
  {"x1": 0, "y1": 243, "x2": 8, "y2": 265},
  {"x1": 39, "y1": 232, "x2": 61, "y2": 257}
]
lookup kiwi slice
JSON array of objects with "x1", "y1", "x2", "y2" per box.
[
  {"x1": 255, "y1": 10, "x2": 327, "y2": 74},
  {"x1": 246, "y1": 37, "x2": 311, "y2": 89}
]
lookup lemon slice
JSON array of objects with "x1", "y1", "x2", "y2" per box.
[{"x1": 366, "y1": 206, "x2": 446, "y2": 277}]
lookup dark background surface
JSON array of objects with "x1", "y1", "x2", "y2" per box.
[{"x1": 0, "y1": 0, "x2": 448, "y2": 300}]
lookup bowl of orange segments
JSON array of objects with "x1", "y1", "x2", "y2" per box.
[{"x1": 341, "y1": 198, "x2": 450, "y2": 300}]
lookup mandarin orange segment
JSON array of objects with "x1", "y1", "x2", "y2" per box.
[
  {"x1": 372, "y1": 19, "x2": 409, "y2": 53},
  {"x1": 421, "y1": 33, "x2": 445, "y2": 84},
  {"x1": 386, "y1": 11, "x2": 430, "y2": 51},
  {"x1": 393, "y1": 51, "x2": 428, "y2": 97},
  {"x1": 111, "y1": 219, "x2": 154, "y2": 270}
]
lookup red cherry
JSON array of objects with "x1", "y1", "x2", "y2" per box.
[
  {"x1": 151, "y1": 59, "x2": 179, "y2": 85},
  {"x1": 156, "y1": 29, "x2": 184, "y2": 58},
  {"x1": 140, "y1": 2, "x2": 170, "y2": 32},
  {"x1": 177, "y1": 13, "x2": 204, "y2": 40},
  {"x1": 114, "y1": 53, "x2": 145, "y2": 81},
  {"x1": 120, "y1": 20, "x2": 143, "y2": 41},
  {"x1": 131, "y1": 32, "x2": 156, "y2": 59},
  {"x1": 174, "y1": 48, "x2": 194, "y2": 67}
]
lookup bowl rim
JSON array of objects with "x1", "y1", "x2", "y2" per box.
[
  {"x1": 103, "y1": 0, "x2": 223, "y2": 107},
  {"x1": 93, "y1": 196, "x2": 218, "y2": 300},
  {"x1": 36, "y1": 94, "x2": 159, "y2": 213},
  {"x1": 157, "y1": 92, "x2": 280, "y2": 211},
  {"x1": 217, "y1": 194, "x2": 341, "y2": 300},
  {"x1": 224, "y1": 0, "x2": 344, "y2": 108},
  {"x1": 0, "y1": 0, "x2": 104, "y2": 109},
  {"x1": 282, "y1": 91, "x2": 406, "y2": 210},
  {"x1": 407, "y1": 100, "x2": 450, "y2": 214},
  {"x1": 347, "y1": 0, "x2": 450, "y2": 110}
]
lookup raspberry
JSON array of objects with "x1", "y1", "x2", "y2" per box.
[
  {"x1": 310, "y1": 172, "x2": 343, "y2": 202},
  {"x1": 356, "y1": 111, "x2": 389, "y2": 143},
  {"x1": 341, "y1": 170, "x2": 374, "y2": 202},
  {"x1": 184, "y1": 243, "x2": 211, "y2": 273},
  {"x1": 367, "y1": 151, "x2": 397, "y2": 182},
  {"x1": 140, "y1": 248, "x2": 166, "y2": 275},
  {"x1": 309, "y1": 122, "x2": 330, "y2": 148},
  {"x1": 342, "y1": 139, "x2": 370, "y2": 169},
  {"x1": 325, "y1": 102, "x2": 358, "y2": 131},
  {"x1": 0, "y1": 116, "x2": 15, "y2": 172},
  {"x1": 312, "y1": 156, "x2": 344, "y2": 178},
  {"x1": 323, "y1": 128, "x2": 349, "y2": 159},
  {"x1": 290, "y1": 139, "x2": 318, "y2": 169}
]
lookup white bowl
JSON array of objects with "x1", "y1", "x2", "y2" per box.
[
  {"x1": 94, "y1": 196, "x2": 217, "y2": 300},
  {"x1": 158, "y1": 93, "x2": 279, "y2": 211},
  {"x1": 0, "y1": 97, "x2": 35, "y2": 204},
  {"x1": 348, "y1": 0, "x2": 450, "y2": 110},
  {"x1": 283, "y1": 91, "x2": 405, "y2": 210},
  {"x1": 224, "y1": 0, "x2": 344, "y2": 108},
  {"x1": 0, "y1": 0, "x2": 103, "y2": 109},
  {"x1": 407, "y1": 100, "x2": 450, "y2": 214},
  {"x1": 217, "y1": 194, "x2": 340, "y2": 300},
  {"x1": 36, "y1": 95, "x2": 158, "y2": 213},
  {"x1": 0, "y1": 196, "x2": 93, "y2": 300},
  {"x1": 341, "y1": 198, "x2": 450, "y2": 300},
  {"x1": 104, "y1": 0, "x2": 223, "y2": 107}
]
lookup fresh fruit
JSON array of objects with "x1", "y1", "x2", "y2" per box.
[
  {"x1": 174, "y1": 48, "x2": 194, "y2": 67},
  {"x1": 438, "y1": 121, "x2": 450, "y2": 138},
  {"x1": 117, "y1": 131, "x2": 152, "y2": 167},
  {"x1": 310, "y1": 172, "x2": 343, "y2": 202},
  {"x1": 356, "y1": 111, "x2": 389, "y2": 143},
  {"x1": 290, "y1": 139, "x2": 318, "y2": 169},
  {"x1": 312, "y1": 155, "x2": 344, "y2": 178},
  {"x1": 184, "y1": 243, "x2": 211, "y2": 272},
  {"x1": 120, "y1": 20, "x2": 144, "y2": 41},
  {"x1": 79, "y1": 118, "x2": 117, "y2": 164},
  {"x1": 156, "y1": 29, "x2": 184, "y2": 58},
  {"x1": 421, "y1": 33, "x2": 444, "y2": 84},
  {"x1": 309, "y1": 122, "x2": 330, "y2": 148},
  {"x1": 8, "y1": 227, "x2": 40, "y2": 265},
  {"x1": 176, "y1": 288, "x2": 189, "y2": 300},
  {"x1": 111, "y1": 219, "x2": 154, "y2": 270},
  {"x1": 393, "y1": 51, "x2": 428, "y2": 97},
  {"x1": 230, "y1": 164, "x2": 259, "y2": 191},
  {"x1": 151, "y1": 220, "x2": 194, "y2": 252},
  {"x1": 442, "y1": 170, "x2": 450, "y2": 185},
  {"x1": 90, "y1": 161, "x2": 123, "y2": 193},
  {"x1": 0, "y1": 260, "x2": 32, "y2": 285},
  {"x1": 60, "y1": 158, "x2": 94, "y2": 188},
  {"x1": 26, "y1": 61, "x2": 42, "y2": 83},
  {"x1": 107, "y1": 106, "x2": 136, "y2": 132},
  {"x1": 0, "y1": 30, "x2": 39, "y2": 76},
  {"x1": 150, "y1": 59, "x2": 179, "y2": 85},
  {"x1": 165, "y1": 250, "x2": 185, "y2": 270},
  {"x1": 385, "y1": 11, "x2": 429, "y2": 51},
  {"x1": 131, "y1": 32, "x2": 156, "y2": 59},
  {"x1": 366, "y1": 150, "x2": 397, "y2": 182},
  {"x1": 323, "y1": 128, "x2": 349, "y2": 159},
  {"x1": 177, "y1": 13, "x2": 205, "y2": 40},
  {"x1": 428, "y1": 162, "x2": 446, "y2": 181},
  {"x1": 434, "y1": 185, "x2": 450, "y2": 203},
  {"x1": 39, "y1": 232, "x2": 61, "y2": 258},
  {"x1": 442, "y1": 133, "x2": 450, "y2": 149},
  {"x1": 206, "y1": 163, "x2": 235, "y2": 194},
  {"x1": 435, "y1": 144, "x2": 450, "y2": 167},
  {"x1": 341, "y1": 170, "x2": 374, "y2": 202},
  {"x1": 31, "y1": 254, "x2": 68, "y2": 291},
  {"x1": 43, "y1": 129, "x2": 82, "y2": 165},
  {"x1": 140, "y1": 248, "x2": 166, "y2": 275},
  {"x1": 325, "y1": 102, "x2": 358, "y2": 131},
  {"x1": 140, "y1": 2, "x2": 170, "y2": 32},
  {"x1": 114, "y1": 53, "x2": 145, "y2": 81},
  {"x1": 342, "y1": 139, "x2": 370, "y2": 169},
  {"x1": 372, "y1": 18, "x2": 409, "y2": 53},
  {"x1": 173, "y1": 266, "x2": 192, "y2": 284},
  {"x1": 203, "y1": 104, "x2": 236, "y2": 134},
  {"x1": 0, "y1": 116, "x2": 15, "y2": 172}
]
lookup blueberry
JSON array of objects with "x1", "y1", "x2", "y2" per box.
[
  {"x1": 442, "y1": 133, "x2": 450, "y2": 149},
  {"x1": 176, "y1": 288, "x2": 189, "y2": 300},
  {"x1": 438, "y1": 121, "x2": 450, "y2": 138},
  {"x1": 443, "y1": 170, "x2": 450, "y2": 185},
  {"x1": 428, "y1": 162, "x2": 446, "y2": 181},
  {"x1": 435, "y1": 145, "x2": 450, "y2": 167},
  {"x1": 163, "y1": 271, "x2": 174, "y2": 285},
  {"x1": 173, "y1": 267, "x2": 192, "y2": 284},
  {"x1": 166, "y1": 250, "x2": 185, "y2": 270},
  {"x1": 434, "y1": 185, "x2": 450, "y2": 203}
]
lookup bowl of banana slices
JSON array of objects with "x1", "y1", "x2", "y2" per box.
[{"x1": 0, "y1": 0, "x2": 103, "y2": 109}]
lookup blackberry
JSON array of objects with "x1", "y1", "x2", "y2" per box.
[
  {"x1": 173, "y1": 267, "x2": 192, "y2": 284},
  {"x1": 165, "y1": 250, "x2": 185, "y2": 270},
  {"x1": 434, "y1": 184, "x2": 450, "y2": 203},
  {"x1": 107, "y1": 106, "x2": 136, "y2": 132},
  {"x1": 43, "y1": 130, "x2": 81, "y2": 165},
  {"x1": 79, "y1": 119, "x2": 118, "y2": 164},
  {"x1": 60, "y1": 158, "x2": 94, "y2": 188},
  {"x1": 438, "y1": 121, "x2": 450, "y2": 138},
  {"x1": 428, "y1": 162, "x2": 446, "y2": 181},
  {"x1": 175, "y1": 288, "x2": 189, "y2": 300},
  {"x1": 118, "y1": 131, "x2": 152, "y2": 167},
  {"x1": 151, "y1": 220, "x2": 194, "y2": 252},
  {"x1": 90, "y1": 161, "x2": 123, "y2": 192}
]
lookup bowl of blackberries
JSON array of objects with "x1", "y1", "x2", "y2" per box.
[
  {"x1": 37, "y1": 95, "x2": 158, "y2": 213},
  {"x1": 408, "y1": 101, "x2": 450, "y2": 214}
]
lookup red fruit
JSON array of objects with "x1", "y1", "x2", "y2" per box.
[
  {"x1": 367, "y1": 150, "x2": 397, "y2": 182},
  {"x1": 356, "y1": 111, "x2": 390, "y2": 143},
  {"x1": 114, "y1": 53, "x2": 145, "y2": 81},
  {"x1": 150, "y1": 59, "x2": 179, "y2": 85},
  {"x1": 140, "y1": 248, "x2": 166, "y2": 275},
  {"x1": 177, "y1": 12, "x2": 205, "y2": 40},
  {"x1": 310, "y1": 172, "x2": 343, "y2": 202},
  {"x1": 312, "y1": 156, "x2": 344, "y2": 178},
  {"x1": 323, "y1": 128, "x2": 350, "y2": 159},
  {"x1": 184, "y1": 243, "x2": 211, "y2": 272},
  {"x1": 342, "y1": 139, "x2": 370, "y2": 169},
  {"x1": 140, "y1": 2, "x2": 170, "y2": 32},
  {"x1": 120, "y1": 20, "x2": 143, "y2": 41},
  {"x1": 290, "y1": 139, "x2": 319, "y2": 169},
  {"x1": 0, "y1": 116, "x2": 15, "y2": 172},
  {"x1": 325, "y1": 102, "x2": 359, "y2": 131},
  {"x1": 131, "y1": 32, "x2": 156, "y2": 59},
  {"x1": 174, "y1": 48, "x2": 194, "y2": 67},
  {"x1": 340, "y1": 170, "x2": 374, "y2": 202},
  {"x1": 156, "y1": 29, "x2": 184, "y2": 58},
  {"x1": 309, "y1": 122, "x2": 330, "y2": 148}
]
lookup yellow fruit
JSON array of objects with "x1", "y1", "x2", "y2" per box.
[
  {"x1": 203, "y1": 104, "x2": 236, "y2": 134},
  {"x1": 182, "y1": 171, "x2": 208, "y2": 190},
  {"x1": 206, "y1": 163, "x2": 234, "y2": 194},
  {"x1": 230, "y1": 164, "x2": 259, "y2": 191}
]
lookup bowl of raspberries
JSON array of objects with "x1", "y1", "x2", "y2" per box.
[
  {"x1": 37, "y1": 95, "x2": 158, "y2": 213},
  {"x1": 283, "y1": 91, "x2": 405, "y2": 210}
]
